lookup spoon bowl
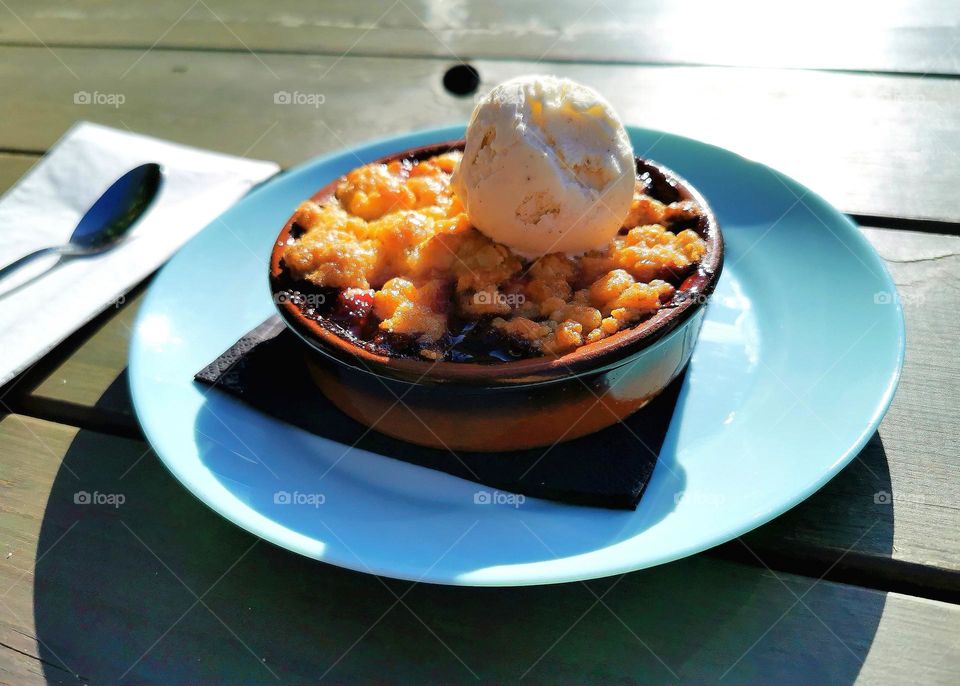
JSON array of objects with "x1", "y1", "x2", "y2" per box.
[
  {"x1": 68, "y1": 163, "x2": 164, "y2": 253},
  {"x1": 0, "y1": 163, "x2": 164, "y2": 278}
]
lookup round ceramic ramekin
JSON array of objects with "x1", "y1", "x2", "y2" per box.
[{"x1": 270, "y1": 142, "x2": 723, "y2": 452}]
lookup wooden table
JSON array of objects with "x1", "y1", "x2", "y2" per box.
[{"x1": 1, "y1": 2, "x2": 959, "y2": 683}]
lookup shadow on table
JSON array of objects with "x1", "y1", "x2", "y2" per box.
[{"x1": 31, "y1": 413, "x2": 895, "y2": 684}]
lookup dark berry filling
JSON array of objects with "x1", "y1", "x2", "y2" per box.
[
  {"x1": 274, "y1": 267, "x2": 535, "y2": 363},
  {"x1": 636, "y1": 160, "x2": 680, "y2": 204}
]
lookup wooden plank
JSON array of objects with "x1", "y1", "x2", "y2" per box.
[
  {"x1": 0, "y1": 152, "x2": 39, "y2": 196},
  {"x1": 0, "y1": 0, "x2": 958, "y2": 75},
  {"x1": 1, "y1": 47, "x2": 959, "y2": 223},
  {"x1": 1, "y1": 414, "x2": 958, "y2": 684}
]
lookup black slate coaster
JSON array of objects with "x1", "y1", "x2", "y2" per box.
[{"x1": 195, "y1": 317, "x2": 685, "y2": 510}]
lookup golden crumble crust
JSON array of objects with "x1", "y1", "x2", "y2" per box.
[{"x1": 281, "y1": 152, "x2": 708, "y2": 357}]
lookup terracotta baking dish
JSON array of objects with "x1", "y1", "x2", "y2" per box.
[{"x1": 269, "y1": 142, "x2": 723, "y2": 452}]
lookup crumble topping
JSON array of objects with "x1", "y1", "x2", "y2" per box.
[{"x1": 280, "y1": 151, "x2": 707, "y2": 359}]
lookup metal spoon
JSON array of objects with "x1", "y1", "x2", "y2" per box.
[{"x1": 0, "y1": 163, "x2": 164, "y2": 280}]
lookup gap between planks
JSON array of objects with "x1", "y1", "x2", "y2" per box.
[{"x1": 3, "y1": 38, "x2": 960, "y2": 81}]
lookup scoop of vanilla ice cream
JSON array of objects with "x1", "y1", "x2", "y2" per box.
[{"x1": 451, "y1": 75, "x2": 635, "y2": 258}]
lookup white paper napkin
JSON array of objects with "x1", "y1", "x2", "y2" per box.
[{"x1": 0, "y1": 121, "x2": 279, "y2": 387}]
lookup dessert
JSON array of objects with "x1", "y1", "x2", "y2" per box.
[
  {"x1": 272, "y1": 76, "x2": 711, "y2": 365},
  {"x1": 268, "y1": 76, "x2": 722, "y2": 450}
]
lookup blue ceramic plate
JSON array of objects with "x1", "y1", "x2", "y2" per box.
[{"x1": 129, "y1": 126, "x2": 904, "y2": 586}]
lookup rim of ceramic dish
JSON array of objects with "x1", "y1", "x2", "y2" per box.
[{"x1": 269, "y1": 141, "x2": 723, "y2": 385}]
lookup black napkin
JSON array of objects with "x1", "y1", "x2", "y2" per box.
[{"x1": 195, "y1": 317, "x2": 684, "y2": 510}]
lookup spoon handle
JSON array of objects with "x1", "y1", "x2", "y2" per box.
[{"x1": 0, "y1": 246, "x2": 60, "y2": 281}]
